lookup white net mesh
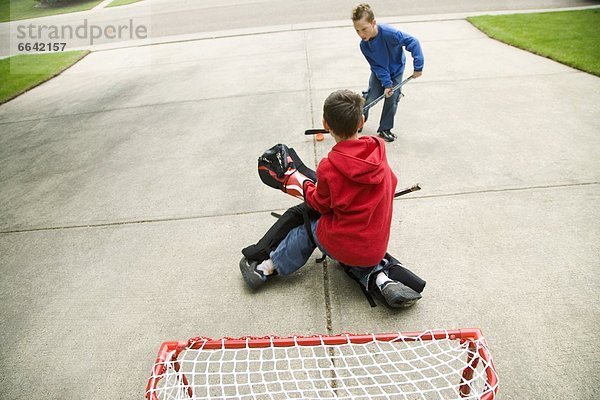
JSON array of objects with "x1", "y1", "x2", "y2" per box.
[{"x1": 146, "y1": 329, "x2": 498, "y2": 400}]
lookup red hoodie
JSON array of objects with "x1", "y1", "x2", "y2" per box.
[{"x1": 304, "y1": 136, "x2": 397, "y2": 267}]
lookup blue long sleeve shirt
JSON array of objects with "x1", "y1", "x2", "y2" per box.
[{"x1": 359, "y1": 23, "x2": 424, "y2": 88}]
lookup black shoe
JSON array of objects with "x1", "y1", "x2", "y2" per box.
[
  {"x1": 377, "y1": 130, "x2": 396, "y2": 142},
  {"x1": 239, "y1": 257, "x2": 268, "y2": 289},
  {"x1": 379, "y1": 281, "x2": 421, "y2": 308}
]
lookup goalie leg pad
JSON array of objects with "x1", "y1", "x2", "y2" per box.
[
  {"x1": 242, "y1": 203, "x2": 306, "y2": 262},
  {"x1": 343, "y1": 253, "x2": 426, "y2": 308},
  {"x1": 384, "y1": 253, "x2": 426, "y2": 293}
]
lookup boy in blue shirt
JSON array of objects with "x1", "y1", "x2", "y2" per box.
[{"x1": 352, "y1": 3, "x2": 424, "y2": 142}]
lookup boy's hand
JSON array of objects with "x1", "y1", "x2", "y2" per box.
[
  {"x1": 384, "y1": 87, "x2": 393, "y2": 98},
  {"x1": 412, "y1": 70, "x2": 422, "y2": 78}
]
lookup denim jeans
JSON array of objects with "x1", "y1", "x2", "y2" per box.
[
  {"x1": 270, "y1": 219, "x2": 325, "y2": 276},
  {"x1": 270, "y1": 219, "x2": 380, "y2": 283},
  {"x1": 363, "y1": 72, "x2": 404, "y2": 132},
  {"x1": 347, "y1": 261, "x2": 385, "y2": 290}
]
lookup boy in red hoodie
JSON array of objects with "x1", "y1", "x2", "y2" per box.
[{"x1": 240, "y1": 90, "x2": 421, "y2": 306}]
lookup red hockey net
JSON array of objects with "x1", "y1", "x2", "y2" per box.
[{"x1": 146, "y1": 328, "x2": 498, "y2": 399}]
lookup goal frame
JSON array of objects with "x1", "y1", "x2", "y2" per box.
[{"x1": 146, "y1": 328, "x2": 498, "y2": 400}]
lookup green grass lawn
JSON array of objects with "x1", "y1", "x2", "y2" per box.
[
  {"x1": 468, "y1": 9, "x2": 600, "y2": 77},
  {"x1": 0, "y1": 50, "x2": 89, "y2": 104},
  {"x1": 0, "y1": 0, "x2": 104, "y2": 22},
  {"x1": 106, "y1": 0, "x2": 143, "y2": 7}
]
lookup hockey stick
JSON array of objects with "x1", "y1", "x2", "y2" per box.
[
  {"x1": 304, "y1": 128, "x2": 329, "y2": 135},
  {"x1": 394, "y1": 183, "x2": 421, "y2": 198},
  {"x1": 304, "y1": 76, "x2": 414, "y2": 136},
  {"x1": 363, "y1": 75, "x2": 413, "y2": 112},
  {"x1": 271, "y1": 183, "x2": 420, "y2": 218}
]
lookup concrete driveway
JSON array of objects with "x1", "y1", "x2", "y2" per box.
[{"x1": 1, "y1": 10, "x2": 599, "y2": 400}]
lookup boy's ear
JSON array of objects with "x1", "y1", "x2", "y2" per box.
[
  {"x1": 358, "y1": 115, "x2": 365, "y2": 132},
  {"x1": 322, "y1": 118, "x2": 330, "y2": 132}
]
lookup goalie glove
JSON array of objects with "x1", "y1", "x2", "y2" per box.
[
  {"x1": 258, "y1": 144, "x2": 315, "y2": 200},
  {"x1": 282, "y1": 169, "x2": 311, "y2": 200}
]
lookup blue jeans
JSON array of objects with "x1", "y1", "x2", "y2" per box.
[
  {"x1": 363, "y1": 72, "x2": 403, "y2": 132},
  {"x1": 270, "y1": 219, "x2": 325, "y2": 276},
  {"x1": 347, "y1": 260, "x2": 386, "y2": 290},
  {"x1": 270, "y1": 219, "x2": 377, "y2": 285}
]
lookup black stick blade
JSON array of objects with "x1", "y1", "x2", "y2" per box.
[{"x1": 305, "y1": 129, "x2": 329, "y2": 135}]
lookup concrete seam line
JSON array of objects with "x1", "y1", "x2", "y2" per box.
[
  {"x1": 303, "y1": 31, "x2": 315, "y2": 133},
  {"x1": 0, "y1": 207, "x2": 294, "y2": 235},
  {"x1": 1, "y1": 182, "x2": 597, "y2": 235},
  {"x1": 395, "y1": 181, "x2": 600, "y2": 201},
  {"x1": 93, "y1": 48, "x2": 304, "y2": 72},
  {"x1": 322, "y1": 258, "x2": 334, "y2": 336},
  {"x1": 0, "y1": 69, "x2": 583, "y2": 126},
  {"x1": 0, "y1": 89, "x2": 306, "y2": 126},
  {"x1": 305, "y1": 31, "x2": 333, "y2": 335},
  {"x1": 88, "y1": 20, "x2": 441, "y2": 55},
  {"x1": 302, "y1": 31, "x2": 320, "y2": 171}
]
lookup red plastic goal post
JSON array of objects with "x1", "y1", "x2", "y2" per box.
[{"x1": 146, "y1": 328, "x2": 498, "y2": 399}]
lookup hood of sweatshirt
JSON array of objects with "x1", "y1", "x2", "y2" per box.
[{"x1": 327, "y1": 136, "x2": 386, "y2": 185}]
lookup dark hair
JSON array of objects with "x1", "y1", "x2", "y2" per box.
[
  {"x1": 351, "y1": 3, "x2": 375, "y2": 22},
  {"x1": 323, "y1": 90, "x2": 364, "y2": 138}
]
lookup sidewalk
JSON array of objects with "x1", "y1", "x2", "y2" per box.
[{"x1": 0, "y1": 13, "x2": 599, "y2": 400}]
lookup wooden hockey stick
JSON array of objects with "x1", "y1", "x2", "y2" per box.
[
  {"x1": 394, "y1": 183, "x2": 421, "y2": 198},
  {"x1": 305, "y1": 76, "x2": 414, "y2": 136},
  {"x1": 271, "y1": 183, "x2": 421, "y2": 218}
]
